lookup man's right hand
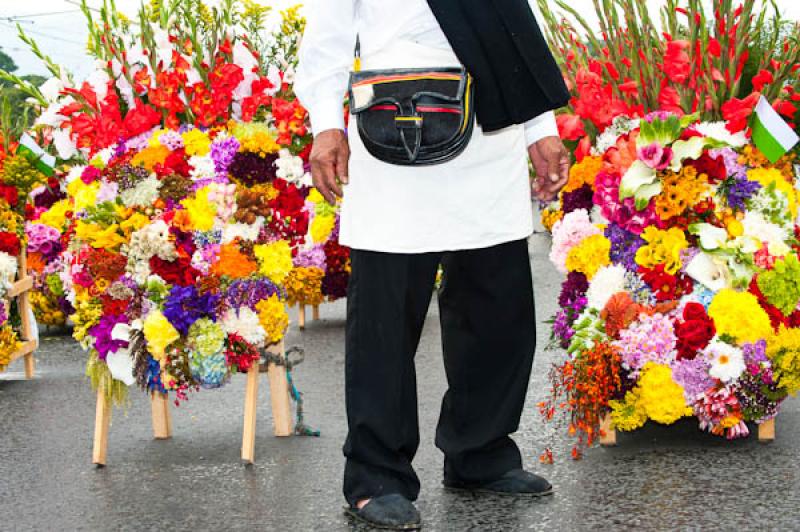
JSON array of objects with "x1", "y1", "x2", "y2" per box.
[{"x1": 309, "y1": 129, "x2": 350, "y2": 205}]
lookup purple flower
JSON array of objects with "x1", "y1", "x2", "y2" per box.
[
  {"x1": 561, "y1": 184, "x2": 595, "y2": 214},
  {"x1": 552, "y1": 309, "x2": 575, "y2": 348},
  {"x1": 322, "y1": 270, "x2": 349, "y2": 299},
  {"x1": 672, "y1": 356, "x2": 714, "y2": 402},
  {"x1": 558, "y1": 271, "x2": 588, "y2": 308},
  {"x1": 226, "y1": 278, "x2": 282, "y2": 311},
  {"x1": 89, "y1": 314, "x2": 130, "y2": 361},
  {"x1": 295, "y1": 245, "x2": 327, "y2": 270},
  {"x1": 211, "y1": 135, "x2": 241, "y2": 177},
  {"x1": 605, "y1": 224, "x2": 644, "y2": 271},
  {"x1": 228, "y1": 152, "x2": 279, "y2": 186},
  {"x1": 725, "y1": 175, "x2": 761, "y2": 211},
  {"x1": 163, "y1": 285, "x2": 219, "y2": 336}
]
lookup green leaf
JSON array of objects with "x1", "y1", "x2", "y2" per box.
[{"x1": 634, "y1": 182, "x2": 662, "y2": 210}]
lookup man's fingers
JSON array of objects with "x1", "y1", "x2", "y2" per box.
[
  {"x1": 313, "y1": 161, "x2": 338, "y2": 205},
  {"x1": 547, "y1": 153, "x2": 560, "y2": 183},
  {"x1": 336, "y1": 144, "x2": 350, "y2": 185},
  {"x1": 328, "y1": 174, "x2": 343, "y2": 200}
]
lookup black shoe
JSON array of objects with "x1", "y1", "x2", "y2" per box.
[
  {"x1": 443, "y1": 469, "x2": 554, "y2": 497},
  {"x1": 344, "y1": 493, "x2": 422, "y2": 530}
]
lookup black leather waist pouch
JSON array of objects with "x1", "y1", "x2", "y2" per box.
[{"x1": 347, "y1": 67, "x2": 475, "y2": 166}]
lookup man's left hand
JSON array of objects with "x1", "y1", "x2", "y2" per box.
[{"x1": 528, "y1": 136, "x2": 570, "y2": 202}]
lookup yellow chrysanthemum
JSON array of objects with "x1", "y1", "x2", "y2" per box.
[
  {"x1": 307, "y1": 188, "x2": 326, "y2": 204},
  {"x1": 767, "y1": 326, "x2": 800, "y2": 396},
  {"x1": 285, "y1": 266, "x2": 325, "y2": 306},
  {"x1": 609, "y1": 391, "x2": 648, "y2": 431},
  {"x1": 230, "y1": 122, "x2": 280, "y2": 156},
  {"x1": 708, "y1": 289, "x2": 772, "y2": 344},
  {"x1": 634, "y1": 226, "x2": 688, "y2": 275},
  {"x1": 310, "y1": 213, "x2": 335, "y2": 243},
  {"x1": 182, "y1": 128, "x2": 212, "y2": 157},
  {"x1": 255, "y1": 294, "x2": 289, "y2": 345},
  {"x1": 253, "y1": 240, "x2": 293, "y2": 284},
  {"x1": 565, "y1": 233, "x2": 610, "y2": 279},
  {"x1": 67, "y1": 179, "x2": 101, "y2": 212},
  {"x1": 540, "y1": 207, "x2": 563, "y2": 233},
  {"x1": 181, "y1": 186, "x2": 217, "y2": 232},
  {"x1": 635, "y1": 362, "x2": 692, "y2": 425},
  {"x1": 142, "y1": 310, "x2": 180, "y2": 362},
  {"x1": 747, "y1": 167, "x2": 797, "y2": 218}
]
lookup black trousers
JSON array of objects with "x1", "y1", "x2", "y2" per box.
[{"x1": 343, "y1": 238, "x2": 536, "y2": 505}]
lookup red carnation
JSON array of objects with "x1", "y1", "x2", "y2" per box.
[
  {"x1": 674, "y1": 302, "x2": 715, "y2": 360},
  {"x1": 0, "y1": 184, "x2": 19, "y2": 208},
  {"x1": 0, "y1": 231, "x2": 21, "y2": 256},
  {"x1": 149, "y1": 255, "x2": 200, "y2": 286}
]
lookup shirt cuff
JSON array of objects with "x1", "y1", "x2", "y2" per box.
[
  {"x1": 307, "y1": 96, "x2": 346, "y2": 136},
  {"x1": 523, "y1": 111, "x2": 558, "y2": 147}
]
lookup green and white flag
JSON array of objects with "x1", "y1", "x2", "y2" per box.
[
  {"x1": 16, "y1": 133, "x2": 56, "y2": 177},
  {"x1": 751, "y1": 95, "x2": 799, "y2": 163}
]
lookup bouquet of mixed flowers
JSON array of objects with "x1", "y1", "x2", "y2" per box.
[
  {"x1": 7, "y1": 0, "x2": 349, "y2": 402},
  {"x1": 0, "y1": 125, "x2": 55, "y2": 370},
  {"x1": 537, "y1": 0, "x2": 800, "y2": 459}
]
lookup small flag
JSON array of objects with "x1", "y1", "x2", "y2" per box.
[
  {"x1": 751, "y1": 95, "x2": 799, "y2": 163},
  {"x1": 15, "y1": 133, "x2": 56, "y2": 177}
]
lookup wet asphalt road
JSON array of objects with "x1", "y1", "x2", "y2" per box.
[{"x1": 3, "y1": 230, "x2": 800, "y2": 532}]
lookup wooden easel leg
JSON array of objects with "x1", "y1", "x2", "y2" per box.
[
  {"x1": 150, "y1": 392, "x2": 172, "y2": 439},
  {"x1": 23, "y1": 352, "x2": 35, "y2": 379},
  {"x1": 312, "y1": 305, "x2": 320, "y2": 321},
  {"x1": 758, "y1": 418, "x2": 775, "y2": 442},
  {"x1": 267, "y1": 340, "x2": 293, "y2": 437},
  {"x1": 298, "y1": 303, "x2": 306, "y2": 330},
  {"x1": 599, "y1": 414, "x2": 617, "y2": 446},
  {"x1": 241, "y1": 362, "x2": 260, "y2": 464},
  {"x1": 17, "y1": 251, "x2": 36, "y2": 379},
  {"x1": 92, "y1": 387, "x2": 111, "y2": 466}
]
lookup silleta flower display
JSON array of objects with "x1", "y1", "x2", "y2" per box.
[
  {"x1": 538, "y1": 0, "x2": 800, "y2": 458},
  {"x1": 12, "y1": 1, "x2": 349, "y2": 403}
]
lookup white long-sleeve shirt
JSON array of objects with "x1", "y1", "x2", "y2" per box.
[
  {"x1": 294, "y1": 0, "x2": 558, "y2": 146},
  {"x1": 295, "y1": 0, "x2": 560, "y2": 252}
]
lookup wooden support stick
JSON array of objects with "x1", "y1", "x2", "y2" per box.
[
  {"x1": 17, "y1": 251, "x2": 36, "y2": 379},
  {"x1": 758, "y1": 418, "x2": 775, "y2": 442},
  {"x1": 241, "y1": 362, "x2": 260, "y2": 464},
  {"x1": 92, "y1": 387, "x2": 111, "y2": 466},
  {"x1": 150, "y1": 392, "x2": 172, "y2": 439},
  {"x1": 599, "y1": 414, "x2": 617, "y2": 446},
  {"x1": 298, "y1": 303, "x2": 306, "y2": 330},
  {"x1": 267, "y1": 340, "x2": 293, "y2": 437},
  {"x1": 312, "y1": 305, "x2": 320, "y2": 321}
]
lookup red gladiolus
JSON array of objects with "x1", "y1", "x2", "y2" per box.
[
  {"x1": 575, "y1": 135, "x2": 592, "y2": 163},
  {"x1": 752, "y1": 69, "x2": 774, "y2": 92},
  {"x1": 556, "y1": 114, "x2": 586, "y2": 141},
  {"x1": 123, "y1": 101, "x2": 162, "y2": 137},
  {"x1": 721, "y1": 92, "x2": 759, "y2": 133},
  {"x1": 774, "y1": 100, "x2": 798, "y2": 120},
  {"x1": 663, "y1": 40, "x2": 691, "y2": 84}
]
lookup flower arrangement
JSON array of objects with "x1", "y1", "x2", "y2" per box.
[
  {"x1": 8, "y1": 0, "x2": 348, "y2": 402},
  {"x1": 538, "y1": 0, "x2": 800, "y2": 459},
  {"x1": 0, "y1": 128, "x2": 52, "y2": 370}
]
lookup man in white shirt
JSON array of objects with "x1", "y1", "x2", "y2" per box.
[{"x1": 295, "y1": 0, "x2": 571, "y2": 528}]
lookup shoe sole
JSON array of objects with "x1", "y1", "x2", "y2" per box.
[
  {"x1": 343, "y1": 506, "x2": 422, "y2": 530},
  {"x1": 443, "y1": 485, "x2": 555, "y2": 498}
]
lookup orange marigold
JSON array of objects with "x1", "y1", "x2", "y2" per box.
[
  {"x1": 654, "y1": 165, "x2": 707, "y2": 221},
  {"x1": 131, "y1": 144, "x2": 171, "y2": 170},
  {"x1": 211, "y1": 242, "x2": 258, "y2": 278},
  {"x1": 563, "y1": 155, "x2": 603, "y2": 193}
]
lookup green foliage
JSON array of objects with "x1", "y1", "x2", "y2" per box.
[{"x1": 758, "y1": 254, "x2": 800, "y2": 316}]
